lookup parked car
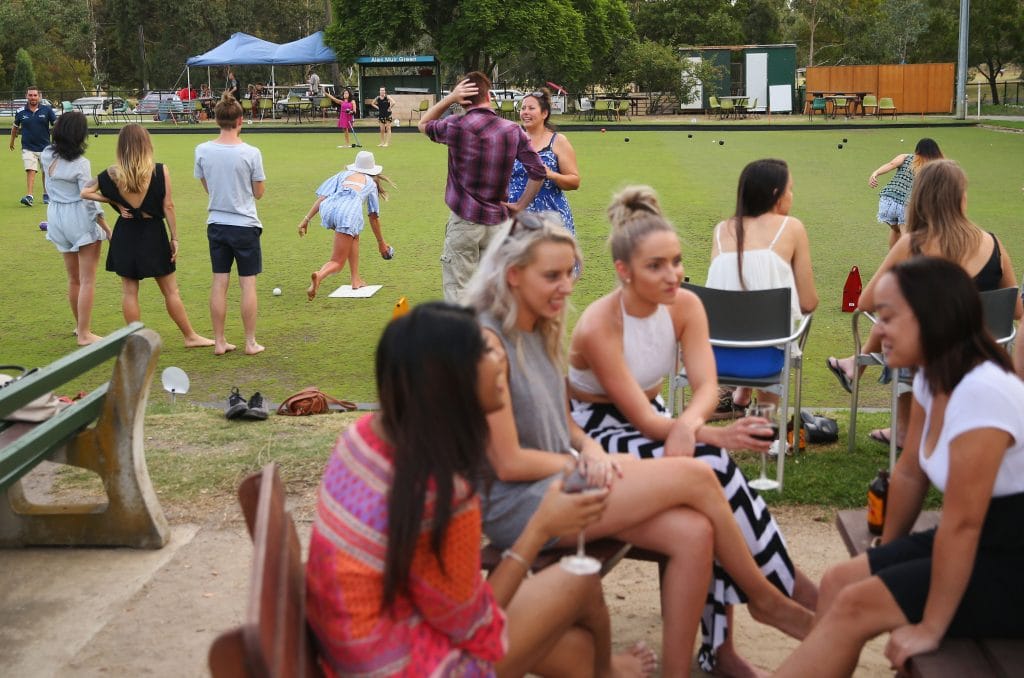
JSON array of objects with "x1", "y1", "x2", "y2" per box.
[
  {"x1": 136, "y1": 92, "x2": 182, "y2": 115},
  {"x1": 70, "y1": 96, "x2": 126, "y2": 114},
  {"x1": 0, "y1": 98, "x2": 54, "y2": 117}
]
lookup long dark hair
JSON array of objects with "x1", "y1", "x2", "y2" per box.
[
  {"x1": 50, "y1": 111, "x2": 89, "y2": 161},
  {"x1": 890, "y1": 256, "x2": 1012, "y2": 394},
  {"x1": 730, "y1": 159, "x2": 789, "y2": 288},
  {"x1": 378, "y1": 302, "x2": 489, "y2": 608},
  {"x1": 522, "y1": 87, "x2": 555, "y2": 130},
  {"x1": 911, "y1": 137, "x2": 943, "y2": 172}
]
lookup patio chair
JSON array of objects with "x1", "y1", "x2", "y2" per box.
[
  {"x1": 241, "y1": 98, "x2": 253, "y2": 120},
  {"x1": 707, "y1": 95, "x2": 721, "y2": 119},
  {"x1": 409, "y1": 98, "x2": 429, "y2": 125},
  {"x1": 861, "y1": 94, "x2": 878, "y2": 116},
  {"x1": 808, "y1": 96, "x2": 827, "y2": 119},
  {"x1": 574, "y1": 97, "x2": 593, "y2": 121},
  {"x1": 498, "y1": 99, "x2": 516, "y2": 120},
  {"x1": 316, "y1": 96, "x2": 332, "y2": 119},
  {"x1": 746, "y1": 97, "x2": 758, "y2": 119},
  {"x1": 190, "y1": 99, "x2": 204, "y2": 123},
  {"x1": 878, "y1": 97, "x2": 897, "y2": 119},
  {"x1": 719, "y1": 98, "x2": 735, "y2": 119},
  {"x1": 669, "y1": 284, "x2": 813, "y2": 492},
  {"x1": 831, "y1": 96, "x2": 851, "y2": 118},
  {"x1": 616, "y1": 99, "x2": 631, "y2": 121},
  {"x1": 593, "y1": 99, "x2": 613, "y2": 122},
  {"x1": 846, "y1": 287, "x2": 1017, "y2": 467},
  {"x1": 258, "y1": 98, "x2": 273, "y2": 121}
]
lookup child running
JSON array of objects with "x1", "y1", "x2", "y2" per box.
[{"x1": 299, "y1": 150, "x2": 393, "y2": 300}]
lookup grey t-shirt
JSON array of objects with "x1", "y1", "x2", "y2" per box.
[
  {"x1": 193, "y1": 141, "x2": 265, "y2": 229},
  {"x1": 478, "y1": 311, "x2": 571, "y2": 549}
]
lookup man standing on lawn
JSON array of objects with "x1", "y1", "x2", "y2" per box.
[
  {"x1": 418, "y1": 71, "x2": 546, "y2": 301},
  {"x1": 9, "y1": 86, "x2": 56, "y2": 207},
  {"x1": 194, "y1": 94, "x2": 266, "y2": 356}
]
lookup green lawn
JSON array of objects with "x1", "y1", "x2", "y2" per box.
[{"x1": 3, "y1": 125, "x2": 1022, "y2": 415}]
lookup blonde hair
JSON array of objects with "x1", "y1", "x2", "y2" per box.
[
  {"x1": 464, "y1": 213, "x2": 580, "y2": 366},
  {"x1": 906, "y1": 160, "x2": 981, "y2": 263},
  {"x1": 114, "y1": 124, "x2": 155, "y2": 194},
  {"x1": 606, "y1": 185, "x2": 675, "y2": 269},
  {"x1": 370, "y1": 174, "x2": 395, "y2": 201}
]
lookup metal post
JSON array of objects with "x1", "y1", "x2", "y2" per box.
[{"x1": 955, "y1": 0, "x2": 969, "y2": 119}]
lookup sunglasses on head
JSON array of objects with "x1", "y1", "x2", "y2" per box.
[{"x1": 507, "y1": 211, "x2": 545, "y2": 239}]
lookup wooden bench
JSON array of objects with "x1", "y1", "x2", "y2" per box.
[
  {"x1": 208, "y1": 462, "x2": 322, "y2": 677},
  {"x1": 0, "y1": 322, "x2": 169, "y2": 548},
  {"x1": 836, "y1": 508, "x2": 1024, "y2": 677}
]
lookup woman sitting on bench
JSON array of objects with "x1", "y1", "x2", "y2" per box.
[
  {"x1": 776, "y1": 257, "x2": 1024, "y2": 676},
  {"x1": 305, "y1": 302, "x2": 657, "y2": 677},
  {"x1": 464, "y1": 214, "x2": 813, "y2": 677},
  {"x1": 568, "y1": 185, "x2": 818, "y2": 675}
]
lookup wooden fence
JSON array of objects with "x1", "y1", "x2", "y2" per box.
[{"x1": 806, "y1": 63, "x2": 954, "y2": 114}]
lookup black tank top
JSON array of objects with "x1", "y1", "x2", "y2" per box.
[{"x1": 973, "y1": 232, "x2": 1002, "y2": 292}]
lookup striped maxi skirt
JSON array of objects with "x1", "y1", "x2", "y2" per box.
[{"x1": 570, "y1": 396, "x2": 796, "y2": 672}]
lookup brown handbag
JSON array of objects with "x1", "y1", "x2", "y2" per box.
[{"x1": 275, "y1": 387, "x2": 357, "y2": 416}]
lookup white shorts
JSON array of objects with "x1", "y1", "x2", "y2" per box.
[{"x1": 22, "y1": 150, "x2": 41, "y2": 172}]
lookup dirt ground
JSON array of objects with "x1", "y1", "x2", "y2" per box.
[{"x1": 1, "y1": 482, "x2": 893, "y2": 677}]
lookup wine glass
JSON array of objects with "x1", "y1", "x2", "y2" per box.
[
  {"x1": 559, "y1": 456, "x2": 602, "y2": 575},
  {"x1": 746, "y1": 402, "x2": 781, "y2": 491}
]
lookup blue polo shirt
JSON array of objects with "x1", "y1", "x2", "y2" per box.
[{"x1": 14, "y1": 105, "x2": 56, "y2": 152}]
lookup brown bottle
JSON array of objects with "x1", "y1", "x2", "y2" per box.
[{"x1": 867, "y1": 469, "x2": 889, "y2": 535}]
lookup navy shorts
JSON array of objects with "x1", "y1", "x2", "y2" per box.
[{"x1": 208, "y1": 223, "x2": 262, "y2": 276}]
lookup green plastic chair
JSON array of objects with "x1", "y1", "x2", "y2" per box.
[
  {"x1": 258, "y1": 98, "x2": 273, "y2": 120},
  {"x1": 808, "y1": 97, "x2": 827, "y2": 119},
  {"x1": 708, "y1": 95, "x2": 721, "y2": 118},
  {"x1": 499, "y1": 99, "x2": 516, "y2": 120},
  {"x1": 746, "y1": 97, "x2": 758, "y2": 118},
  {"x1": 832, "y1": 96, "x2": 850, "y2": 118},
  {"x1": 861, "y1": 95, "x2": 878, "y2": 116},
  {"x1": 593, "y1": 99, "x2": 612, "y2": 121},
  {"x1": 617, "y1": 99, "x2": 631, "y2": 121},
  {"x1": 878, "y1": 97, "x2": 897, "y2": 119},
  {"x1": 719, "y1": 98, "x2": 735, "y2": 118}
]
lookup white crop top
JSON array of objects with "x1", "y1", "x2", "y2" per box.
[
  {"x1": 914, "y1": 361, "x2": 1024, "y2": 496},
  {"x1": 569, "y1": 301, "x2": 677, "y2": 395}
]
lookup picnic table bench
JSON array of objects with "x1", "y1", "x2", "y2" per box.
[
  {"x1": 836, "y1": 509, "x2": 1024, "y2": 677},
  {"x1": 0, "y1": 322, "x2": 169, "y2": 548}
]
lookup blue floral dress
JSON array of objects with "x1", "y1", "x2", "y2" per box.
[{"x1": 507, "y1": 131, "x2": 575, "y2": 234}]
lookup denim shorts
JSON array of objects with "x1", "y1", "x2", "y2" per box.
[
  {"x1": 877, "y1": 196, "x2": 906, "y2": 227},
  {"x1": 208, "y1": 223, "x2": 262, "y2": 276}
]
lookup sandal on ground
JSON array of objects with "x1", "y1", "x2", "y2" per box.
[
  {"x1": 826, "y1": 357, "x2": 854, "y2": 394},
  {"x1": 869, "y1": 428, "x2": 903, "y2": 450}
]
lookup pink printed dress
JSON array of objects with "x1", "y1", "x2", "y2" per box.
[
  {"x1": 337, "y1": 100, "x2": 355, "y2": 130},
  {"x1": 306, "y1": 414, "x2": 507, "y2": 677}
]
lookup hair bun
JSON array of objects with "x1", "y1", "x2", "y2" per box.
[{"x1": 607, "y1": 185, "x2": 661, "y2": 227}]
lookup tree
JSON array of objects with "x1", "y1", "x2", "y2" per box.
[
  {"x1": 969, "y1": 0, "x2": 1024, "y2": 104},
  {"x1": 870, "y1": 0, "x2": 927, "y2": 64},
  {"x1": 620, "y1": 39, "x2": 720, "y2": 113},
  {"x1": 633, "y1": 0, "x2": 742, "y2": 48},
  {"x1": 13, "y1": 48, "x2": 37, "y2": 93}
]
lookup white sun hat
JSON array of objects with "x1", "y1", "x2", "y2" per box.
[{"x1": 347, "y1": 151, "x2": 383, "y2": 176}]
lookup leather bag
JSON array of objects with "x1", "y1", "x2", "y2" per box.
[{"x1": 275, "y1": 387, "x2": 357, "y2": 416}]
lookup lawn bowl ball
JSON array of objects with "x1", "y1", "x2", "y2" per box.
[
  {"x1": 687, "y1": 133, "x2": 693, "y2": 138},
  {"x1": 272, "y1": 287, "x2": 282, "y2": 296},
  {"x1": 382, "y1": 246, "x2": 395, "y2": 260},
  {"x1": 39, "y1": 221, "x2": 48, "y2": 231},
  {"x1": 843, "y1": 138, "x2": 848, "y2": 143},
  {"x1": 624, "y1": 137, "x2": 630, "y2": 143},
  {"x1": 719, "y1": 140, "x2": 724, "y2": 145},
  {"x1": 838, "y1": 144, "x2": 844, "y2": 149}
]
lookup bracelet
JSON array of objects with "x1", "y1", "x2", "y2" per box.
[{"x1": 501, "y1": 548, "x2": 532, "y2": 576}]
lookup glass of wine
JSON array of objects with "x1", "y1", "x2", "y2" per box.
[
  {"x1": 746, "y1": 402, "x2": 780, "y2": 491},
  {"x1": 559, "y1": 456, "x2": 602, "y2": 575}
]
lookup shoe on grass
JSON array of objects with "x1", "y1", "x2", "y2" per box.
[
  {"x1": 225, "y1": 387, "x2": 248, "y2": 420},
  {"x1": 20, "y1": 195, "x2": 33, "y2": 207},
  {"x1": 43, "y1": 193, "x2": 50, "y2": 205},
  {"x1": 244, "y1": 391, "x2": 269, "y2": 420}
]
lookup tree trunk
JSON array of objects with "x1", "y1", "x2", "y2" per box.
[{"x1": 983, "y1": 60, "x2": 1001, "y2": 105}]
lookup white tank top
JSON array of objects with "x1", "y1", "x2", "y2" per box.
[
  {"x1": 569, "y1": 300, "x2": 677, "y2": 394},
  {"x1": 706, "y1": 216, "x2": 802, "y2": 324}
]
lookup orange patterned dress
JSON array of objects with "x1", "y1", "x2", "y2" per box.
[{"x1": 306, "y1": 414, "x2": 507, "y2": 676}]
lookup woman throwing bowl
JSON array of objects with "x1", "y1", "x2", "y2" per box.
[
  {"x1": 305, "y1": 302, "x2": 657, "y2": 678},
  {"x1": 464, "y1": 213, "x2": 813, "y2": 678},
  {"x1": 506, "y1": 88, "x2": 579, "y2": 234},
  {"x1": 81, "y1": 124, "x2": 212, "y2": 348},
  {"x1": 41, "y1": 111, "x2": 111, "y2": 345},
  {"x1": 777, "y1": 256, "x2": 1024, "y2": 677},
  {"x1": 569, "y1": 186, "x2": 817, "y2": 676},
  {"x1": 869, "y1": 138, "x2": 944, "y2": 249}
]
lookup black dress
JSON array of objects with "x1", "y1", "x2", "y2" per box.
[{"x1": 102, "y1": 164, "x2": 175, "y2": 280}]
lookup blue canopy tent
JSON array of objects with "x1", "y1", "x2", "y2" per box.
[{"x1": 185, "y1": 31, "x2": 338, "y2": 93}]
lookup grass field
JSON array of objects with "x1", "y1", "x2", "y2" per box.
[{"x1": 3, "y1": 124, "x2": 1023, "y2": 417}]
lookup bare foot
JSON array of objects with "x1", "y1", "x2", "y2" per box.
[
  {"x1": 711, "y1": 646, "x2": 768, "y2": 678},
  {"x1": 748, "y1": 597, "x2": 813, "y2": 641},
  {"x1": 76, "y1": 332, "x2": 103, "y2": 346},
  {"x1": 732, "y1": 387, "x2": 752, "y2": 409},
  {"x1": 350, "y1": 276, "x2": 367, "y2": 290},
  {"x1": 608, "y1": 641, "x2": 658, "y2": 678},
  {"x1": 184, "y1": 334, "x2": 216, "y2": 348},
  {"x1": 214, "y1": 342, "x2": 237, "y2": 356},
  {"x1": 244, "y1": 342, "x2": 265, "y2": 355},
  {"x1": 307, "y1": 272, "x2": 319, "y2": 301}
]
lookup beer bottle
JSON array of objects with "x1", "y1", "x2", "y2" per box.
[{"x1": 867, "y1": 469, "x2": 889, "y2": 535}]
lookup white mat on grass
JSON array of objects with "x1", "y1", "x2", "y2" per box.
[{"x1": 328, "y1": 284, "x2": 383, "y2": 298}]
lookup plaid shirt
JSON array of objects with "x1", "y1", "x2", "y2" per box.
[{"x1": 425, "y1": 107, "x2": 546, "y2": 225}]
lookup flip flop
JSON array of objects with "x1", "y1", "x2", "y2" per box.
[
  {"x1": 826, "y1": 357, "x2": 854, "y2": 394},
  {"x1": 869, "y1": 428, "x2": 903, "y2": 450}
]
